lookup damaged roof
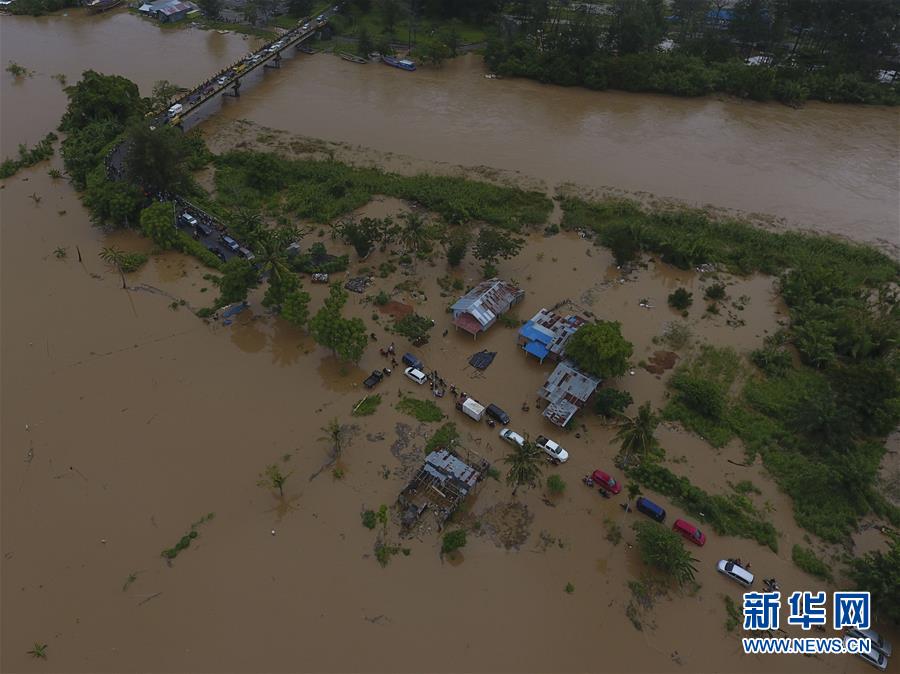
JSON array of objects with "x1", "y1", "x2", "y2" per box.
[
  {"x1": 451, "y1": 278, "x2": 524, "y2": 331},
  {"x1": 538, "y1": 360, "x2": 601, "y2": 426},
  {"x1": 423, "y1": 449, "x2": 480, "y2": 493}
]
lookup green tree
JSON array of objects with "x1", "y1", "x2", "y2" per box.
[
  {"x1": 633, "y1": 520, "x2": 698, "y2": 586},
  {"x1": 397, "y1": 211, "x2": 433, "y2": 255},
  {"x1": 847, "y1": 537, "x2": 900, "y2": 624},
  {"x1": 148, "y1": 80, "x2": 185, "y2": 111},
  {"x1": 258, "y1": 463, "x2": 292, "y2": 498},
  {"x1": 124, "y1": 122, "x2": 192, "y2": 195},
  {"x1": 139, "y1": 201, "x2": 179, "y2": 249},
  {"x1": 309, "y1": 283, "x2": 349, "y2": 352},
  {"x1": 473, "y1": 227, "x2": 524, "y2": 275},
  {"x1": 441, "y1": 529, "x2": 467, "y2": 555},
  {"x1": 231, "y1": 208, "x2": 264, "y2": 248},
  {"x1": 594, "y1": 388, "x2": 634, "y2": 418},
  {"x1": 565, "y1": 321, "x2": 633, "y2": 379},
  {"x1": 334, "y1": 317, "x2": 369, "y2": 363},
  {"x1": 379, "y1": 0, "x2": 401, "y2": 31},
  {"x1": 82, "y1": 165, "x2": 143, "y2": 227},
  {"x1": 608, "y1": 0, "x2": 667, "y2": 54},
  {"x1": 615, "y1": 401, "x2": 660, "y2": 467},
  {"x1": 281, "y1": 289, "x2": 311, "y2": 328},
  {"x1": 254, "y1": 227, "x2": 298, "y2": 308},
  {"x1": 357, "y1": 25, "x2": 374, "y2": 56},
  {"x1": 59, "y1": 70, "x2": 144, "y2": 133},
  {"x1": 668, "y1": 287, "x2": 693, "y2": 311},
  {"x1": 503, "y1": 439, "x2": 544, "y2": 496},
  {"x1": 338, "y1": 216, "x2": 384, "y2": 258},
  {"x1": 215, "y1": 257, "x2": 258, "y2": 305},
  {"x1": 286, "y1": 0, "x2": 312, "y2": 16},
  {"x1": 197, "y1": 0, "x2": 223, "y2": 17},
  {"x1": 445, "y1": 228, "x2": 469, "y2": 267}
]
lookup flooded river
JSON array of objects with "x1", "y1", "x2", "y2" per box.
[
  {"x1": 2, "y1": 11, "x2": 899, "y2": 246},
  {"x1": 1, "y1": 9, "x2": 898, "y2": 674}
]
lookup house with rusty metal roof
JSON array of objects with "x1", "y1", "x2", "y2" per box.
[
  {"x1": 517, "y1": 308, "x2": 589, "y2": 363},
  {"x1": 451, "y1": 278, "x2": 524, "y2": 337},
  {"x1": 398, "y1": 448, "x2": 490, "y2": 530},
  {"x1": 537, "y1": 360, "x2": 601, "y2": 427}
]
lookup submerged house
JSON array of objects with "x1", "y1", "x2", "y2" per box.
[
  {"x1": 138, "y1": 0, "x2": 198, "y2": 22},
  {"x1": 398, "y1": 448, "x2": 489, "y2": 529},
  {"x1": 517, "y1": 308, "x2": 588, "y2": 363},
  {"x1": 538, "y1": 360, "x2": 601, "y2": 427},
  {"x1": 451, "y1": 278, "x2": 524, "y2": 338}
]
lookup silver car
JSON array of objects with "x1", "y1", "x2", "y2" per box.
[
  {"x1": 846, "y1": 628, "x2": 892, "y2": 658},
  {"x1": 844, "y1": 635, "x2": 888, "y2": 671}
]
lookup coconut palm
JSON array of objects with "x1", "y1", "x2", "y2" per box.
[
  {"x1": 254, "y1": 226, "x2": 298, "y2": 308},
  {"x1": 503, "y1": 439, "x2": 545, "y2": 496},
  {"x1": 319, "y1": 418, "x2": 345, "y2": 459},
  {"x1": 615, "y1": 401, "x2": 661, "y2": 467},
  {"x1": 397, "y1": 211, "x2": 432, "y2": 255}
]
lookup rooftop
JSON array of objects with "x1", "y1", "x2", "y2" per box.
[
  {"x1": 538, "y1": 360, "x2": 601, "y2": 426},
  {"x1": 518, "y1": 308, "x2": 589, "y2": 361},
  {"x1": 451, "y1": 278, "x2": 524, "y2": 333}
]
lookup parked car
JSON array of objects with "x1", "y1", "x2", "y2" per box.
[
  {"x1": 363, "y1": 370, "x2": 384, "y2": 389},
  {"x1": 846, "y1": 628, "x2": 892, "y2": 659},
  {"x1": 845, "y1": 635, "x2": 888, "y2": 671},
  {"x1": 499, "y1": 428, "x2": 525, "y2": 448},
  {"x1": 195, "y1": 222, "x2": 213, "y2": 237},
  {"x1": 238, "y1": 246, "x2": 255, "y2": 261},
  {"x1": 485, "y1": 403, "x2": 510, "y2": 425},
  {"x1": 404, "y1": 367, "x2": 427, "y2": 385},
  {"x1": 216, "y1": 75, "x2": 230, "y2": 85},
  {"x1": 635, "y1": 496, "x2": 666, "y2": 522},
  {"x1": 535, "y1": 435, "x2": 569, "y2": 463},
  {"x1": 221, "y1": 235, "x2": 240, "y2": 252},
  {"x1": 180, "y1": 212, "x2": 198, "y2": 227},
  {"x1": 672, "y1": 519, "x2": 706, "y2": 546},
  {"x1": 311, "y1": 272, "x2": 329, "y2": 283},
  {"x1": 716, "y1": 559, "x2": 754, "y2": 587},
  {"x1": 207, "y1": 246, "x2": 227, "y2": 262},
  {"x1": 402, "y1": 353, "x2": 423, "y2": 370},
  {"x1": 590, "y1": 469, "x2": 622, "y2": 495}
]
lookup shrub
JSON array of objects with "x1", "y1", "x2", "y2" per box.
[
  {"x1": 396, "y1": 396, "x2": 444, "y2": 423},
  {"x1": 441, "y1": 529, "x2": 467, "y2": 555},
  {"x1": 547, "y1": 475, "x2": 566, "y2": 496},
  {"x1": 424, "y1": 422, "x2": 460, "y2": 453},
  {"x1": 361, "y1": 510, "x2": 377, "y2": 529},
  {"x1": 792, "y1": 544, "x2": 833, "y2": 581},
  {"x1": 670, "y1": 373, "x2": 725, "y2": 420},
  {"x1": 704, "y1": 283, "x2": 727, "y2": 301},
  {"x1": 633, "y1": 521, "x2": 697, "y2": 586},
  {"x1": 373, "y1": 290, "x2": 390, "y2": 306},
  {"x1": 594, "y1": 388, "x2": 633, "y2": 418},
  {"x1": 353, "y1": 394, "x2": 381, "y2": 416},
  {"x1": 668, "y1": 287, "x2": 693, "y2": 311}
]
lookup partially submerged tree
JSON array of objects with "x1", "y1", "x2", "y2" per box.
[
  {"x1": 503, "y1": 439, "x2": 544, "y2": 496},
  {"x1": 258, "y1": 463, "x2": 292, "y2": 498},
  {"x1": 214, "y1": 257, "x2": 258, "y2": 306},
  {"x1": 615, "y1": 401, "x2": 661, "y2": 467},
  {"x1": 565, "y1": 320, "x2": 633, "y2": 379},
  {"x1": 633, "y1": 520, "x2": 698, "y2": 586},
  {"x1": 473, "y1": 226, "x2": 524, "y2": 276}
]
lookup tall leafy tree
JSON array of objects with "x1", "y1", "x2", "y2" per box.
[
  {"x1": 140, "y1": 201, "x2": 179, "y2": 248},
  {"x1": 124, "y1": 122, "x2": 192, "y2": 195},
  {"x1": 634, "y1": 521, "x2": 698, "y2": 586},
  {"x1": 215, "y1": 257, "x2": 258, "y2": 305},
  {"x1": 254, "y1": 227, "x2": 298, "y2": 308},
  {"x1": 608, "y1": 0, "x2": 667, "y2": 54},
  {"x1": 847, "y1": 537, "x2": 900, "y2": 625},
  {"x1": 473, "y1": 226, "x2": 523, "y2": 275},
  {"x1": 565, "y1": 321, "x2": 634, "y2": 379}
]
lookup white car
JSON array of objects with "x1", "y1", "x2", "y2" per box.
[
  {"x1": 498, "y1": 428, "x2": 525, "y2": 448},
  {"x1": 535, "y1": 435, "x2": 569, "y2": 463},
  {"x1": 404, "y1": 367, "x2": 427, "y2": 385},
  {"x1": 846, "y1": 628, "x2": 892, "y2": 658},
  {"x1": 716, "y1": 559, "x2": 754, "y2": 587},
  {"x1": 302, "y1": 22, "x2": 310, "y2": 30},
  {"x1": 180, "y1": 212, "x2": 198, "y2": 227},
  {"x1": 845, "y1": 635, "x2": 888, "y2": 671}
]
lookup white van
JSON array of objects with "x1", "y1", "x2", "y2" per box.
[
  {"x1": 716, "y1": 559, "x2": 754, "y2": 587},
  {"x1": 404, "y1": 367, "x2": 427, "y2": 385},
  {"x1": 167, "y1": 103, "x2": 183, "y2": 118}
]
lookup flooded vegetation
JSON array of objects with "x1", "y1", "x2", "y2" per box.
[{"x1": 2, "y1": 6, "x2": 899, "y2": 674}]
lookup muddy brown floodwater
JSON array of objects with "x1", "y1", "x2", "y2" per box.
[{"x1": 1, "y1": 9, "x2": 899, "y2": 674}]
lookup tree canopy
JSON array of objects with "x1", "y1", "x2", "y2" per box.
[{"x1": 565, "y1": 321, "x2": 634, "y2": 379}]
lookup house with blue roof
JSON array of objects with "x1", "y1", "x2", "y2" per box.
[{"x1": 517, "y1": 308, "x2": 588, "y2": 363}]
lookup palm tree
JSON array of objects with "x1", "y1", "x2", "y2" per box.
[
  {"x1": 397, "y1": 211, "x2": 432, "y2": 255},
  {"x1": 99, "y1": 246, "x2": 129, "y2": 288},
  {"x1": 503, "y1": 440, "x2": 545, "y2": 496},
  {"x1": 254, "y1": 227, "x2": 297, "y2": 308},
  {"x1": 319, "y1": 418, "x2": 345, "y2": 460},
  {"x1": 615, "y1": 401, "x2": 661, "y2": 468}
]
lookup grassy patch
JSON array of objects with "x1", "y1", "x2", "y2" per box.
[
  {"x1": 352, "y1": 394, "x2": 382, "y2": 416},
  {"x1": 160, "y1": 512, "x2": 215, "y2": 561},
  {"x1": 213, "y1": 150, "x2": 552, "y2": 229},
  {"x1": 396, "y1": 396, "x2": 444, "y2": 423},
  {"x1": 0, "y1": 132, "x2": 57, "y2": 179},
  {"x1": 629, "y1": 462, "x2": 778, "y2": 551},
  {"x1": 791, "y1": 544, "x2": 833, "y2": 582},
  {"x1": 424, "y1": 422, "x2": 459, "y2": 454}
]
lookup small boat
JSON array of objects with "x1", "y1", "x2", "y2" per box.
[
  {"x1": 382, "y1": 55, "x2": 416, "y2": 71},
  {"x1": 85, "y1": 0, "x2": 121, "y2": 12},
  {"x1": 338, "y1": 52, "x2": 368, "y2": 64}
]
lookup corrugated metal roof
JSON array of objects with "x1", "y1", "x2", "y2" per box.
[
  {"x1": 424, "y1": 449, "x2": 479, "y2": 490},
  {"x1": 538, "y1": 360, "x2": 601, "y2": 426},
  {"x1": 523, "y1": 308, "x2": 589, "y2": 358},
  {"x1": 451, "y1": 278, "x2": 523, "y2": 331}
]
